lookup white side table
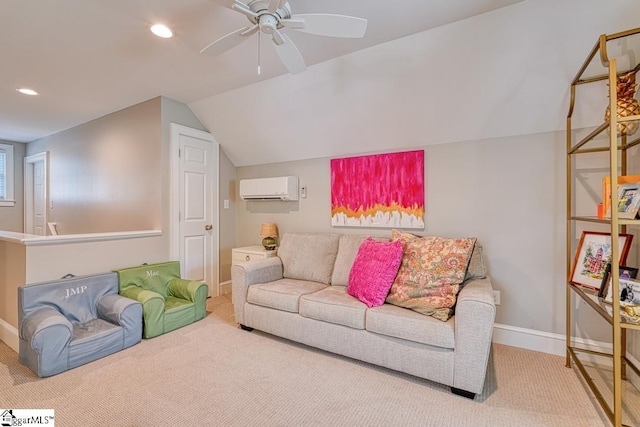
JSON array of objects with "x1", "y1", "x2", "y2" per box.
[{"x1": 232, "y1": 245, "x2": 277, "y2": 265}]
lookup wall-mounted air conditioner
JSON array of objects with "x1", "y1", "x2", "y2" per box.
[{"x1": 239, "y1": 176, "x2": 299, "y2": 201}]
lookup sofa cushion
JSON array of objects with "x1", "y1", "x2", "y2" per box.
[
  {"x1": 386, "y1": 230, "x2": 476, "y2": 321},
  {"x1": 347, "y1": 238, "x2": 403, "y2": 307},
  {"x1": 331, "y1": 235, "x2": 391, "y2": 285},
  {"x1": 247, "y1": 278, "x2": 327, "y2": 313},
  {"x1": 366, "y1": 303, "x2": 455, "y2": 349},
  {"x1": 465, "y1": 242, "x2": 487, "y2": 280},
  {"x1": 69, "y1": 319, "x2": 124, "y2": 368},
  {"x1": 331, "y1": 235, "x2": 369, "y2": 285},
  {"x1": 164, "y1": 297, "x2": 197, "y2": 333},
  {"x1": 278, "y1": 233, "x2": 340, "y2": 285},
  {"x1": 299, "y1": 286, "x2": 367, "y2": 329}
]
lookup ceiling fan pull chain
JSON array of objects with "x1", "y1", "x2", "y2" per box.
[{"x1": 257, "y1": 33, "x2": 261, "y2": 75}]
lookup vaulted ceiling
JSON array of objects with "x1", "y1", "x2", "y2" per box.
[
  {"x1": 1, "y1": 0, "x2": 521, "y2": 144},
  {"x1": 2, "y1": 1, "x2": 638, "y2": 167}
]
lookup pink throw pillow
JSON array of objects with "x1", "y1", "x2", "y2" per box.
[{"x1": 347, "y1": 238, "x2": 403, "y2": 307}]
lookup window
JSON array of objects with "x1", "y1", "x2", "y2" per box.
[{"x1": 0, "y1": 142, "x2": 15, "y2": 207}]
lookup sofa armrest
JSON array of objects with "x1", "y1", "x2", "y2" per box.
[
  {"x1": 19, "y1": 307, "x2": 73, "y2": 377},
  {"x1": 20, "y1": 306, "x2": 72, "y2": 343},
  {"x1": 167, "y1": 278, "x2": 209, "y2": 320},
  {"x1": 121, "y1": 285, "x2": 165, "y2": 338},
  {"x1": 96, "y1": 293, "x2": 143, "y2": 348},
  {"x1": 167, "y1": 278, "x2": 207, "y2": 303},
  {"x1": 453, "y1": 277, "x2": 496, "y2": 395},
  {"x1": 232, "y1": 257, "x2": 284, "y2": 325},
  {"x1": 121, "y1": 285, "x2": 164, "y2": 305},
  {"x1": 97, "y1": 293, "x2": 141, "y2": 324}
]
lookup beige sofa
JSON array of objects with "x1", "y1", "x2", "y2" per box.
[{"x1": 232, "y1": 233, "x2": 496, "y2": 398}]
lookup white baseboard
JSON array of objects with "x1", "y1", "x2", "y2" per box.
[
  {"x1": 220, "y1": 280, "x2": 232, "y2": 295},
  {"x1": 0, "y1": 318, "x2": 19, "y2": 353},
  {"x1": 492, "y1": 322, "x2": 612, "y2": 356}
]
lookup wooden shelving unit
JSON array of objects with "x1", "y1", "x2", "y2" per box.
[{"x1": 566, "y1": 28, "x2": 640, "y2": 427}]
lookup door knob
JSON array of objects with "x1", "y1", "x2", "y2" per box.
[{"x1": 205, "y1": 225, "x2": 213, "y2": 231}]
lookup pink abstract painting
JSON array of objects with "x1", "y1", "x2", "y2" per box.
[{"x1": 331, "y1": 150, "x2": 424, "y2": 229}]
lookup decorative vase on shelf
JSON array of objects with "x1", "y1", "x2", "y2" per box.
[{"x1": 604, "y1": 71, "x2": 640, "y2": 136}]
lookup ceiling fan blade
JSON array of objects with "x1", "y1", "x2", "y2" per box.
[
  {"x1": 280, "y1": 18, "x2": 305, "y2": 30},
  {"x1": 289, "y1": 14, "x2": 368, "y2": 38},
  {"x1": 200, "y1": 26, "x2": 258, "y2": 56},
  {"x1": 272, "y1": 32, "x2": 306, "y2": 74},
  {"x1": 232, "y1": 1, "x2": 258, "y2": 19},
  {"x1": 266, "y1": 0, "x2": 287, "y2": 13}
]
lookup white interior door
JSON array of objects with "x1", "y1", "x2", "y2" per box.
[
  {"x1": 171, "y1": 124, "x2": 219, "y2": 297},
  {"x1": 24, "y1": 152, "x2": 48, "y2": 236}
]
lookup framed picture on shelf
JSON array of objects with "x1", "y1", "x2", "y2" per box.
[
  {"x1": 569, "y1": 231, "x2": 633, "y2": 290},
  {"x1": 604, "y1": 276, "x2": 640, "y2": 306},
  {"x1": 598, "y1": 263, "x2": 639, "y2": 298},
  {"x1": 602, "y1": 175, "x2": 640, "y2": 216},
  {"x1": 612, "y1": 182, "x2": 640, "y2": 219}
]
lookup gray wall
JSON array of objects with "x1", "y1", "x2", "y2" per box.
[
  {"x1": 24, "y1": 96, "x2": 236, "y2": 284},
  {"x1": 0, "y1": 140, "x2": 25, "y2": 232},
  {"x1": 27, "y1": 98, "x2": 162, "y2": 234},
  {"x1": 235, "y1": 131, "x2": 580, "y2": 337},
  {"x1": 219, "y1": 152, "x2": 236, "y2": 283}
]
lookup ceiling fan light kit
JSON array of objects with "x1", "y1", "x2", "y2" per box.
[{"x1": 201, "y1": 0, "x2": 368, "y2": 75}]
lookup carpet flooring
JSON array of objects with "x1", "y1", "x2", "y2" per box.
[{"x1": 0, "y1": 295, "x2": 613, "y2": 426}]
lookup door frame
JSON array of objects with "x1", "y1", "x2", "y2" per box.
[
  {"x1": 24, "y1": 151, "x2": 49, "y2": 235},
  {"x1": 169, "y1": 123, "x2": 220, "y2": 297}
]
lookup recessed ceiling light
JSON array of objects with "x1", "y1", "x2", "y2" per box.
[
  {"x1": 151, "y1": 24, "x2": 173, "y2": 38},
  {"x1": 17, "y1": 88, "x2": 38, "y2": 96}
]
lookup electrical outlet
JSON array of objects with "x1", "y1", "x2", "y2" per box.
[{"x1": 492, "y1": 290, "x2": 501, "y2": 306}]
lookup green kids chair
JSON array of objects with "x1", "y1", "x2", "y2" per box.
[{"x1": 115, "y1": 261, "x2": 208, "y2": 338}]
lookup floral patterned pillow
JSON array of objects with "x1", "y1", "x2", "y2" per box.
[{"x1": 385, "y1": 230, "x2": 477, "y2": 321}]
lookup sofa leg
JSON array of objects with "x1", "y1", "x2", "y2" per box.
[
  {"x1": 451, "y1": 387, "x2": 476, "y2": 399},
  {"x1": 239, "y1": 324, "x2": 254, "y2": 332}
]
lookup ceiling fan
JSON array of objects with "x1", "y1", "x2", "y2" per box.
[{"x1": 201, "y1": 0, "x2": 368, "y2": 74}]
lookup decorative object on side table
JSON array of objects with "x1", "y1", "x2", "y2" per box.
[
  {"x1": 569, "y1": 231, "x2": 633, "y2": 290},
  {"x1": 260, "y1": 223, "x2": 278, "y2": 250},
  {"x1": 598, "y1": 263, "x2": 639, "y2": 298}
]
